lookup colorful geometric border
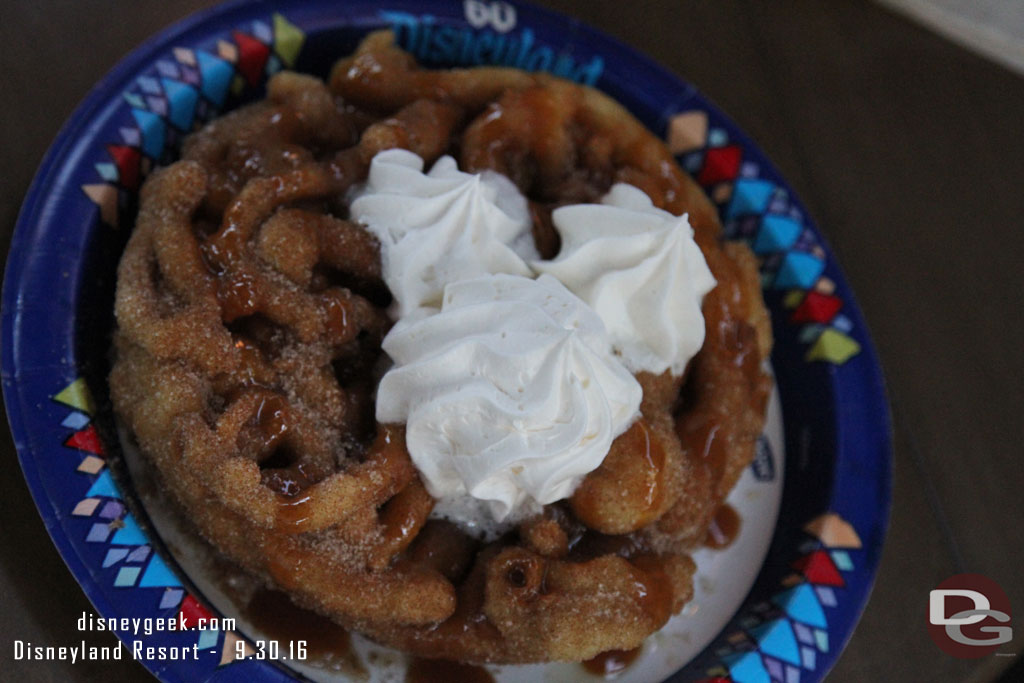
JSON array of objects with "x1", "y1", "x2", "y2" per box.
[
  {"x1": 67, "y1": 15, "x2": 309, "y2": 673},
  {"x1": 666, "y1": 99, "x2": 872, "y2": 682},
  {"x1": 54, "y1": 378, "x2": 255, "y2": 670},
  {"x1": 696, "y1": 514, "x2": 863, "y2": 683},
  {"x1": 4, "y1": 2, "x2": 891, "y2": 682},
  {"x1": 668, "y1": 112, "x2": 861, "y2": 365},
  {"x1": 82, "y1": 13, "x2": 305, "y2": 230}
]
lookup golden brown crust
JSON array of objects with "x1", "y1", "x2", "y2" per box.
[{"x1": 111, "y1": 30, "x2": 772, "y2": 663}]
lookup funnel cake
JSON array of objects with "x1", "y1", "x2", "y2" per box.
[{"x1": 110, "y1": 31, "x2": 772, "y2": 664}]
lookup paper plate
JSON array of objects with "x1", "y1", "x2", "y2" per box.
[{"x1": 1, "y1": 1, "x2": 891, "y2": 681}]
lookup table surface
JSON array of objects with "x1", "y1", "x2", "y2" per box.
[{"x1": 2, "y1": 1, "x2": 1022, "y2": 681}]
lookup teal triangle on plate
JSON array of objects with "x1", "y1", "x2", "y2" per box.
[
  {"x1": 726, "y1": 179, "x2": 775, "y2": 219},
  {"x1": 772, "y1": 584, "x2": 827, "y2": 628},
  {"x1": 196, "y1": 50, "x2": 233, "y2": 107},
  {"x1": 85, "y1": 470, "x2": 121, "y2": 499},
  {"x1": 750, "y1": 619, "x2": 801, "y2": 666},
  {"x1": 722, "y1": 651, "x2": 771, "y2": 683},
  {"x1": 754, "y1": 214, "x2": 801, "y2": 254},
  {"x1": 139, "y1": 553, "x2": 182, "y2": 588},
  {"x1": 773, "y1": 251, "x2": 825, "y2": 290},
  {"x1": 130, "y1": 109, "x2": 166, "y2": 159},
  {"x1": 160, "y1": 78, "x2": 199, "y2": 131},
  {"x1": 110, "y1": 513, "x2": 148, "y2": 545}
]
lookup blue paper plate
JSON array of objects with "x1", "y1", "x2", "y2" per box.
[{"x1": 1, "y1": 1, "x2": 891, "y2": 681}]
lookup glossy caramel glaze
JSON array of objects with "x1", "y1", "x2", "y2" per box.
[
  {"x1": 704, "y1": 503, "x2": 742, "y2": 549},
  {"x1": 243, "y1": 588, "x2": 354, "y2": 660},
  {"x1": 406, "y1": 657, "x2": 495, "y2": 683},
  {"x1": 582, "y1": 647, "x2": 642, "y2": 676}
]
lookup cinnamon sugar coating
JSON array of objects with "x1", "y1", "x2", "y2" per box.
[{"x1": 110, "y1": 31, "x2": 772, "y2": 663}]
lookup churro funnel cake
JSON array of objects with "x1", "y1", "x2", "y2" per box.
[{"x1": 110, "y1": 30, "x2": 772, "y2": 664}]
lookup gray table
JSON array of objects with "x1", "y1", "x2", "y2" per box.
[{"x1": 2, "y1": 1, "x2": 1022, "y2": 681}]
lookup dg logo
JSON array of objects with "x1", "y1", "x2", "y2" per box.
[{"x1": 928, "y1": 573, "x2": 1013, "y2": 658}]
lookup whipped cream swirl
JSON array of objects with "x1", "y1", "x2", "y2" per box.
[
  {"x1": 376, "y1": 274, "x2": 642, "y2": 528},
  {"x1": 349, "y1": 149, "x2": 537, "y2": 318},
  {"x1": 533, "y1": 183, "x2": 717, "y2": 376}
]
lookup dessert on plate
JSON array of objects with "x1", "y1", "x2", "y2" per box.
[{"x1": 110, "y1": 30, "x2": 772, "y2": 664}]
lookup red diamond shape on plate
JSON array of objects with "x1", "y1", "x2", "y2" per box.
[
  {"x1": 792, "y1": 549, "x2": 845, "y2": 587},
  {"x1": 178, "y1": 594, "x2": 215, "y2": 629},
  {"x1": 233, "y1": 31, "x2": 270, "y2": 87},
  {"x1": 697, "y1": 144, "x2": 741, "y2": 186},
  {"x1": 106, "y1": 145, "x2": 141, "y2": 191},
  {"x1": 791, "y1": 291, "x2": 842, "y2": 324},
  {"x1": 64, "y1": 424, "x2": 105, "y2": 455}
]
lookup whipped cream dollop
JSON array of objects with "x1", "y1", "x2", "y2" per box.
[
  {"x1": 533, "y1": 183, "x2": 717, "y2": 376},
  {"x1": 349, "y1": 149, "x2": 537, "y2": 318},
  {"x1": 376, "y1": 273, "x2": 642, "y2": 530}
]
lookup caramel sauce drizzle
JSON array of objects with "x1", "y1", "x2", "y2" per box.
[
  {"x1": 704, "y1": 503, "x2": 741, "y2": 549},
  {"x1": 217, "y1": 272, "x2": 260, "y2": 322},
  {"x1": 321, "y1": 289, "x2": 352, "y2": 339},
  {"x1": 683, "y1": 418, "x2": 726, "y2": 487},
  {"x1": 582, "y1": 646, "x2": 642, "y2": 677},
  {"x1": 253, "y1": 393, "x2": 290, "y2": 452},
  {"x1": 275, "y1": 490, "x2": 315, "y2": 532},
  {"x1": 406, "y1": 657, "x2": 494, "y2": 683},
  {"x1": 379, "y1": 481, "x2": 432, "y2": 547},
  {"x1": 629, "y1": 555, "x2": 674, "y2": 626},
  {"x1": 569, "y1": 418, "x2": 667, "y2": 533},
  {"x1": 634, "y1": 420, "x2": 666, "y2": 517},
  {"x1": 242, "y1": 587, "x2": 363, "y2": 671},
  {"x1": 273, "y1": 424, "x2": 409, "y2": 534}
]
